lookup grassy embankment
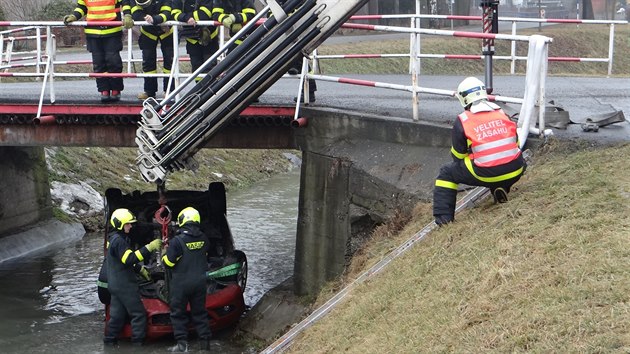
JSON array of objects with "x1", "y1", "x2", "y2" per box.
[
  {"x1": 283, "y1": 139, "x2": 630, "y2": 353},
  {"x1": 254, "y1": 24, "x2": 629, "y2": 352}
]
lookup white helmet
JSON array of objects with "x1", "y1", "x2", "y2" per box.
[
  {"x1": 456, "y1": 77, "x2": 487, "y2": 107},
  {"x1": 136, "y1": 0, "x2": 152, "y2": 8}
]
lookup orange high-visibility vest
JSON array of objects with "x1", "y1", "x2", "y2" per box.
[
  {"x1": 458, "y1": 109, "x2": 521, "y2": 168},
  {"x1": 85, "y1": 0, "x2": 119, "y2": 21}
]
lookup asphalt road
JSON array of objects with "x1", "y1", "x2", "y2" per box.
[{"x1": 2, "y1": 73, "x2": 629, "y2": 144}]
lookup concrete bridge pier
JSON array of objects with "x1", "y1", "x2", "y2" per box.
[
  {"x1": 292, "y1": 107, "x2": 453, "y2": 295},
  {"x1": 0, "y1": 146, "x2": 53, "y2": 235},
  {"x1": 0, "y1": 147, "x2": 84, "y2": 263}
]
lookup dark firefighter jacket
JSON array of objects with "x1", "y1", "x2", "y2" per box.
[
  {"x1": 106, "y1": 230, "x2": 153, "y2": 293},
  {"x1": 70, "y1": 0, "x2": 131, "y2": 37},
  {"x1": 162, "y1": 224, "x2": 210, "y2": 288},
  {"x1": 171, "y1": 0, "x2": 216, "y2": 42},
  {"x1": 450, "y1": 106, "x2": 524, "y2": 182},
  {"x1": 131, "y1": 0, "x2": 174, "y2": 40},
  {"x1": 211, "y1": 0, "x2": 256, "y2": 24}
]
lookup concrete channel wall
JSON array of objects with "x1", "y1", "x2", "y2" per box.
[
  {"x1": 292, "y1": 107, "x2": 453, "y2": 295},
  {"x1": 0, "y1": 146, "x2": 52, "y2": 236}
]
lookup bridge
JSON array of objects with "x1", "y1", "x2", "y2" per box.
[{"x1": 1, "y1": 0, "x2": 629, "y2": 296}]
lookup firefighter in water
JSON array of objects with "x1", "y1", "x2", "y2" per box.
[
  {"x1": 171, "y1": 0, "x2": 218, "y2": 81},
  {"x1": 131, "y1": 0, "x2": 175, "y2": 100},
  {"x1": 433, "y1": 77, "x2": 526, "y2": 226},
  {"x1": 162, "y1": 207, "x2": 212, "y2": 352},
  {"x1": 63, "y1": 0, "x2": 134, "y2": 103},
  {"x1": 104, "y1": 208, "x2": 162, "y2": 346}
]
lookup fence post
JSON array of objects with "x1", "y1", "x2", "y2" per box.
[
  {"x1": 411, "y1": 0, "x2": 421, "y2": 121},
  {"x1": 510, "y1": 20, "x2": 516, "y2": 75},
  {"x1": 127, "y1": 28, "x2": 133, "y2": 73},
  {"x1": 607, "y1": 23, "x2": 615, "y2": 77},
  {"x1": 36, "y1": 27, "x2": 42, "y2": 76}
]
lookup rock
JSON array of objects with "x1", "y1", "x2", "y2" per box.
[{"x1": 50, "y1": 181, "x2": 104, "y2": 218}]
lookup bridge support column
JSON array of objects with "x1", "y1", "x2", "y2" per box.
[
  {"x1": 294, "y1": 151, "x2": 351, "y2": 295},
  {"x1": 0, "y1": 146, "x2": 52, "y2": 236}
]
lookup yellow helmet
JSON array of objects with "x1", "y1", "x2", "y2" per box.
[
  {"x1": 110, "y1": 208, "x2": 137, "y2": 230},
  {"x1": 178, "y1": 207, "x2": 200, "y2": 227},
  {"x1": 456, "y1": 77, "x2": 487, "y2": 107}
]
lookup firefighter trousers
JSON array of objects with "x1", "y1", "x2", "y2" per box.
[
  {"x1": 105, "y1": 290, "x2": 146, "y2": 344},
  {"x1": 433, "y1": 159, "x2": 524, "y2": 220},
  {"x1": 186, "y1": 39, "x2": 219, "y2": 76},
  {"x1": 139, "y1": 33, "x2": 175, "y2": 96},
  {"x1": 169, "y1": 282, "x2": 211, "y2": 341},
  {"x1": 87, "y1": 35, "x2": 124, "y2": 93}
]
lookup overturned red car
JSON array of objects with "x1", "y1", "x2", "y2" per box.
[{"x1": 97, "y1": 182, "x2": 248, "y2": 340}]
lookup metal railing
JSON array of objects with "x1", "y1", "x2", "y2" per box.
[{"x1": 0, "y1": 5, "x2": 572, "y2": 146}]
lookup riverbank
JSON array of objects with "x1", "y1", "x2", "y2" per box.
[{"x1": 258, "y1": 138, "x2": 630, "y2": 352}]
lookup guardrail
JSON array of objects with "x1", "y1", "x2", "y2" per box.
[
  {"x1": 337, "y1": 14, "x2": 627, "y2": 77},
  {"x1": 0, "y1": 3, "x2": 567, "y2": 146}
]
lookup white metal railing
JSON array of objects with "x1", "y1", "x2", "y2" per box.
[
  {"x1": 0, "y1": 8, "x2": 566, "y2": 145},
  {"x1": 340, "y1": 13, "x2": 628, "y2": 77}
]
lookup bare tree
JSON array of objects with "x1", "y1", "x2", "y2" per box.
[{"x1": 0, "y1": 0, "x2": 50, "y2": 21}]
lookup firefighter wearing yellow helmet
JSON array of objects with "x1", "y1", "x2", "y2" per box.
[
  {"x1": 104, "y1": 208, "x2": 162, "y2": 346},
  {"x1": 432, "y1": 77, "x2": 527, "y2": 226},
  {"x1": 162, "y1": 207, "x2": 212, "y2": 351}
]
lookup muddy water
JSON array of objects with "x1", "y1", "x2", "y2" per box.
[{"x1": 0, "y1": 170, "x2": 300, "y2": 353}]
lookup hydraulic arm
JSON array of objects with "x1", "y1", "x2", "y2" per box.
[{"x1": 135, "y1": 0, "x2": 369, "y2": 184}]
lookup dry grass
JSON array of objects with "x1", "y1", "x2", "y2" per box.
[
  {"x1": 285, "y1": 139, "x2": 630, "y2": 353},
  {"x1": 47, "y1": 146, "x2": 294, "y2": 195}
]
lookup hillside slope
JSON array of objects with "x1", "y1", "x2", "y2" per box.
[{"x1": 284, "y1": 139, "x2": 630, "y2": 352}]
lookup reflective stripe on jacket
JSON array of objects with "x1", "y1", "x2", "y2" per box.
[
  {"x1": 73, "y1": 0, "x2": 128, "y2": 37},
  {"x1": 458, "y1": 109, "x2": 521, "y2": 168}
]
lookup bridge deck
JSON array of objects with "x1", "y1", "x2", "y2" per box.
[{"x1": 1, "y1": 75, "x2": 629, "y2": 146}]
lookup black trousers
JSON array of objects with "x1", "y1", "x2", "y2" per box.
[
  {"x1": 186, "y1": 39, "x2": 219, "y2": 78},
  {"x1": 139, "y1": 33, "x2": 174, "y2": 95},
  {"x1": 433, "y1": 159, "x2": 524, "y2": 219},
  {"x1": 87, "y1": 35, "x2": 124, "y2": 93},
  {"x1": 105, "y1": 289, "x2": 146, "y2": 343},
  {"x1": 169, "y1": 282, "x2": 211, "y2": 341},
  {"x1": 289, "y1": 56, "x2": 317, "y2": 94}
]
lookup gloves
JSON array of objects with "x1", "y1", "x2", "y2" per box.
[
  {"x1": 146, "y1": 238, "x2": 162, "y2": 252},
  {"x1": 199, "y1": 27, "x2": 212, "y2": 46},
  {"x1": 221, "y1": 14, "x2": 236, "y2": 27},
  {"x1": 231, "y1": 23, "x2": 243, "y2": 33},
  {"x1": 123, "y1": 14, "x2": 134, "y2": 29},
  {"x1": 63, "y1": 14, "x2": 77, "y2": 25},
  {"x1": 139, "y1": 267, "x2": 151, "y2": 281}
]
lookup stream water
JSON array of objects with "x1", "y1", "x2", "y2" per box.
[{"x1": 0, "y1": 170, "x2": 300, "y2": 353}]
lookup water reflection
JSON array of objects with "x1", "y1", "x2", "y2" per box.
[{"x1": 0, "y1": 170, "x2": 300, "y2": 353}]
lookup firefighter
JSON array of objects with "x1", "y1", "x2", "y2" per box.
[
  {"x1": 162, "y1": 207, "x2": 212, "y2": 352},
  {"x1": 433, "y1": 77, "x2": 526, "y2": 226},
  {"x1": 63, "y1": 0, "x2": 134, "y2": 103},
  {"x1": 212, "y1": 0, "x2": 256, "y2": 53},
  {"x1": 172, "y1": 0, "x2": 218, "y2": 82},
  {"x1": 131, "y1": 0, "x2": 175, "y2": 100},
  {"x1": 104, "y1": 208, "x2": 162, "y2": 346}
]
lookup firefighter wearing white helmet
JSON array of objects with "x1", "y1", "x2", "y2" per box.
[
  {"x1": 432, "y1": 77, "x2": 527, "y2": 226},
  {"x1": 162, "y1": 206, "x2": 212, "y2": 352},
  {"x1": 104, "y1": 208, "x2": 162, "y2": 346}
]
